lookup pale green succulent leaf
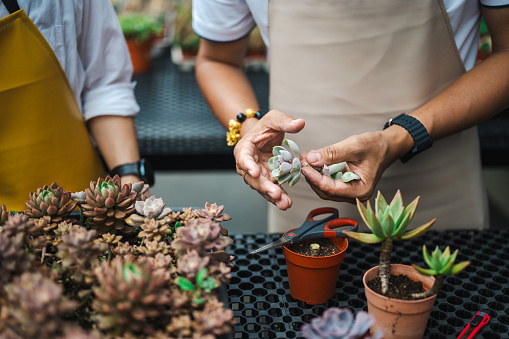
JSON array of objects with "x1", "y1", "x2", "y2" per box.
[
  {"x1": 340, "y1": 172, "x2": 360, "y2": 182},
  {"x1": 343, "y1": 231, "x2": 382, "y2": 244},
  {"x1": 389, "y1": 190, "x2": 403, "y2": 213},
  {"x1": 178, "y1": 277, "x2": 195, "y2": 292},
  {"x1": 430, "y1": 247, "x2": 442, "y2": 270},
  {"x1": 290, "y1": 158, "x2": 301, "y2": 173},
  {"x1": 398, "y1": 218, "x2": 435, "y2": 240},
  {"x1": 328, "y1": 162, "x2": 346, "y2": 174},
  {"x1": 447, "y1": 249, "x2": 459, "y2": 267},
  {"x1": 375, "y1": 191, "x2": 388, "y2": 214},
  {"x1": 288, "y1": 172, "x2": 301, "y2": 187},
  {"x1": 392, "y1": 211, "x2": 414, "y2": 237},
  {"x1": 450, "y1": 261, "x2": 471, "y2": 275},
  {"x1": 279, "y1": 162, "x2": 293, "y2": 175},
  {"x1": 271, "y1": 169, "x2": 280, "y2": 178},
  {"x1": 381, "y1": 213, "x2": 395, "y2": 237},
  {"x1": 196, "y1": 268, "x2": 207, "y2": 287},
  {"x1": 412, "y1": 264, "x2": 438, "y2": 276},
  {"x1": 272, "y1": 146, "x2": 286, "y2": 156},
  {"x1": 357, "y1": 200, "x2": 386, "y2": 239},
  {"x1": 283, "y1": 139, "x2": 300, "y2": 157},
  {"x1": 277, "y1": 172, "x2": 293, "y2": 185},
  {"x1": 268, "y1": 156, "x2": 280, "y2": 170}
]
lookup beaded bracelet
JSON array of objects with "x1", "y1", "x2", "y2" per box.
[{"x1": 226, "y1": 108, "x2": 262, "y2": 146}]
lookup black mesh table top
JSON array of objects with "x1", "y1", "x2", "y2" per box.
[
  {"x1": 226, "y1": 229, "x2": 509, "y2": 338},
  {"x1": 133, "y1": 52, "x2": 509, "y2": 169}
]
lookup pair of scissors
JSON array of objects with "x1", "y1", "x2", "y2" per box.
[{"x1": 250, "y1": 207, "x2": 358, "y2": 255}]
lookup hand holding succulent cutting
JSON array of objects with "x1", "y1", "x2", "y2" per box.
[{"x1": 268, "y1": 139, "x2": 360, "y2": 187}]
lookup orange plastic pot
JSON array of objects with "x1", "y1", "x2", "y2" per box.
[
  {"x1": 283, "y1": 230, "x2": 349, "y2": 305},
  {"x1": 126, "y1": 38, "x2": 154, "y2": 74},
  {"x1": 363, "y1": 264, "x2": 437, "y2": 339}
]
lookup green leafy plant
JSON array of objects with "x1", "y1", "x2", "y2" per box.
[
  {"x1": 410, "y1": 245, "x2": 470, "y2": 299},
  {"x1": 343, "y1": 190, "x2": 436, "y2": 295},
  {"x1": 178, "y1": 267, "x2": 219, "y2": 304},
  {"x1": 118, "y1": 12, "x2": 163, "y2": 42}
]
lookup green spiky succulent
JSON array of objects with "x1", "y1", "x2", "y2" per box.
[
  {"x1": 410, "y1": 245, "x2": 470, "y2": 299},
  {"x1": 343, "y1": 190, "x2": 436, "y2": 295}
]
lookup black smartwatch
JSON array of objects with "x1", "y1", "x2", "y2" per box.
[
  {"x1": 383, "y1": 113, "x2": 433, "y2": 163},
  {"x1": 109, "y1": 158, "x2": 155, "y2": 186}
]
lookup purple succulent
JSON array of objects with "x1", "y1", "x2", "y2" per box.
[{"x1": 301, "y1": 308, "x2": 383, "y2": 339}]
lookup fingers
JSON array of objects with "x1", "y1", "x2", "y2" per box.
[{"x1": 238, "y1": 168, "x2": 293, "y2": 210}]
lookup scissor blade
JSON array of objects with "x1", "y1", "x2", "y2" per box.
[{"x1": 250, "y1": 237, "x2": 291, "y2": 255}]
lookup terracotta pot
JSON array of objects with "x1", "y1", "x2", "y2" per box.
[
  {"x1": 283, "y1": 230, "x2": 349, "y2": 305},
  {"x1": 363, "y1": 264, "x2": 437, "y2": 339},
  {"x1": 126, "y1": 38, "x2": 154, "y2": 74}
]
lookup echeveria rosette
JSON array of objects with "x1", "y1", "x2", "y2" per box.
[
  {"x1": 343, "y1": 190, "x2": 436, "y2": 295},
  {"x1": 301, "y1": 307, "x2": 383, "y2": 339},
  {"x1": 25, "y1": 182, "x2": 77, "y2": 223},
  {"x1": 268, "y1": 139, "x2": 360, "y2": 186},
  {"x1": 410, "y1": 245, "x2": 470, "y2": 299},
  {"x1": 268, "y1": 139, "x2": 302, "y2": 186},
  {"x1": 125, "y1": 195, "x2": 173, "y2": 227}
]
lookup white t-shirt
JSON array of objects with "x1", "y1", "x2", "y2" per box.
[
  {"x1": 0, "y1": 0, "x2": 139, "y2": 120},
  {"x1": 193, "y1": 0, "x2": 509, "y2": 72}
]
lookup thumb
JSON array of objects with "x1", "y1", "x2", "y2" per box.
[
  {"x1": 306, "y1": 144, "x2": 343, "y2": 167},
  {"x1": 266, "y1": 109, "x2": 305, "y2": 134}
]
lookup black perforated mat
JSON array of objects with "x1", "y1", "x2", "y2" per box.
[{"x1": 226, "y1": 229, "x2": 509, "y2": 338}]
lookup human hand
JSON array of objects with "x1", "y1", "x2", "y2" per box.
[
  {"x1": 301, "y1": 130, "x2": 401, "y2": 204},
  {"x1": 234, "y1": 110, "x2": 305, "y2": 210}
]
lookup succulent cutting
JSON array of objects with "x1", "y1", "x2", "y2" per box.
[{"x1": 268, "y1": 139, "x2": 360, "y2": 186}]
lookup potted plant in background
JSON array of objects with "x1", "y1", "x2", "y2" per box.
[
  {"x1": 343, "y1": 190, "x2": 470, "y2": 339},
  {"x1": 0, "y1": 177, "x2": 235, "y2": 338},
  {"x1": 118, "y1": 12, "x2": 163, "y2": 74},
  {"x1": 171, "y1": 0, "x2": 200, "y2": 71}
]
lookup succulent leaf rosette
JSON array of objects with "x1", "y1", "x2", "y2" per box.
[
  {"x1": 268, "y1": 139, "x2": 360, "y2": 186},
  {"x1": 25, "y1": 182, "x2": 77, "y2": 223},
  {"x1": 80, "y1": 175, "x2": 138, "y2": 233},
  {"x1": 301, "y1": 307, "x2": 383, "y2": 339},
  {"x1": 410, "y1": 245, "x2": 470, "y2": 299},
  {"x1": 343, "y1": 190, "x2": 436, "y2": 295}
]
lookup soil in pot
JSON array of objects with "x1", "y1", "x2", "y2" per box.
[
  {"x1": 367, "y1": 274, "x2": 426, "y2": 300},
  {"x1": 286, "y1": 238, "x2": 340, "y2": 257}
]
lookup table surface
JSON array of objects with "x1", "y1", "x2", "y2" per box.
[
  {"x1": 226, "y1": 229, "x2": 509, "y2": 339},
  {"x1": 133, "y1": 51, "x2": 509, "y2": 170}
]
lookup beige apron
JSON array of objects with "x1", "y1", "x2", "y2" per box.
[
  {"x1": 268, "y1": 0, "x2": 488, "y2": 233},
  {"x1": 0, "y1": 8, "x2": 106, "y2": 212}
]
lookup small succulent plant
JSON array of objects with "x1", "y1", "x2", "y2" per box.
[
  {"x1": 25, "y1": 182, "x2": 77, "y2": 223},
  {"x1": 410, "y1": 245, "x2": 470, "y2": 299},
  {"x1": 343, "y1": 190, "x2": 436, "y2": 295},
  {"x1": 93, "y1": 255, "x2": 171, "y2": 336},
  {"x1": 268, "y1": 139, "x2": 360, "y2": 187},
  {"x1": 0, "y1": 203, "x2": 12, "y2": 226},
  {"x1": 301, "y1": 307, "x2": 383, "y2": 339},
  {"x1": 80, "y1": 175, "x2": 138, "y2": 233}
]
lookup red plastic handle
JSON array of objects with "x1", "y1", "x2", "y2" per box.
[{"x1": 323, "y1": 218, "x2": 358, "y2": 237}]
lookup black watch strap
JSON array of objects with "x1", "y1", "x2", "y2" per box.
[
  {"x1": 383, "y1": 113, "x2": 433, "y2": 163},
  {"x1": 109, "y1": 158, "x2": 154, "y2": 186}
]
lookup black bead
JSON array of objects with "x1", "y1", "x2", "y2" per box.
[
  {"x1": 237, "y1": 113, "x2": 246, "y2": 122},
  {"x1": 254, "y1": 111, "x2": 262, "y2": 119}
]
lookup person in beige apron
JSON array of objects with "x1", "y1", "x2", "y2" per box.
[
  {"x1": 194, "y1": 0, "x2": 509, "y2": 233},
  {"x1": 0, "y1": 0, "x2": 145, "y2": 212}
]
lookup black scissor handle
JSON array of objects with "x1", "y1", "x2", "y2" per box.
[{"x1": 284, "y1": 207, "x2": 339, "y2": 241}]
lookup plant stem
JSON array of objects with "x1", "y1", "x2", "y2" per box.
[
  {"x1": 410, "y1": 274, "x2": 444, "y2": 299},
  {"x1": 379, "y1": 238, "x2": 393, "y2": 295}
]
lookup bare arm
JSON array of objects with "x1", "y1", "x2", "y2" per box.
[
  {"x1": 88, "y1": 115, "x2": 142, "y2": 186},
  {"x1": 195, "y1": 37, "x2": 261, "y2": 136},
  {"x1": 303, "y1": 6, "x2": 509, "y2": 203}
]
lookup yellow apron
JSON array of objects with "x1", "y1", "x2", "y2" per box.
[
  {"x1": 0, "y1": 8, "x2": 106, "y2": 212},
  {"x1": 268, "y1": 0, "x2": 488, "y2": 232}
]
